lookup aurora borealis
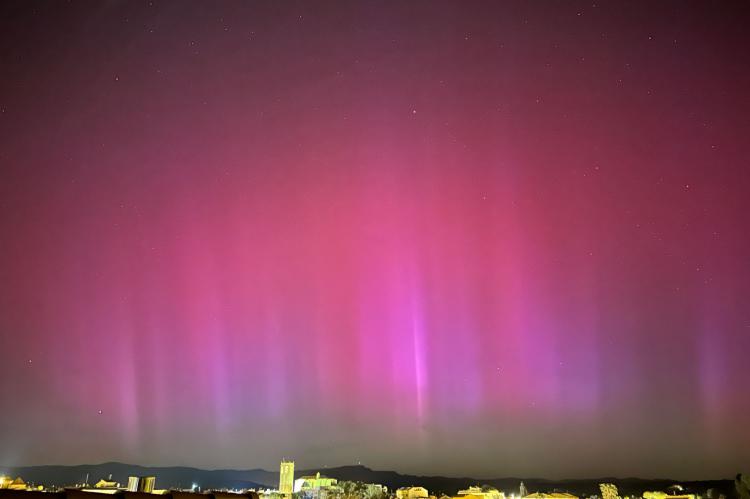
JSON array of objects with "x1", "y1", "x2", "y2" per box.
[{"x1": 1, "y1": 0, "x2": 749, "y2": 480}]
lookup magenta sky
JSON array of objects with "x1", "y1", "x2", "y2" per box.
[{"x1": 1, "y1": 1, "x2": 749, "y2": 479}]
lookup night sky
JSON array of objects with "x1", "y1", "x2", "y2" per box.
[{"x1": 1, "y1": 0, "x2": 749, "y2": 480}]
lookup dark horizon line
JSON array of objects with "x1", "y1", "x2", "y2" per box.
[{"x1": 1, "y1": 461, "x2": 737, "y2": 484}]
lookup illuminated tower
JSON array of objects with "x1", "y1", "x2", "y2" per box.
[
  {"x1": 520, "y1": 482, "x2": 528, "y2": 498},
  {"x1": 127, "y1": 476, "x2": 155, "y2": 493},
  {"x1": 127, "y1": 477, "x2": 140, "y2": 492},
  {"x1": 140, "y1": 477, "x2": 156, "y2": 493},
  {"x1": 280, "y1": 460, "x2": 295, "y2": 497}
]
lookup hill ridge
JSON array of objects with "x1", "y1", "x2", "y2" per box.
[{"x1": 0, "y1": 463, "x2": 735, "y2": 497}]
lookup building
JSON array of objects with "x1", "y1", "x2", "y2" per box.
[
  {"x1": 293, "y1": 473, "x2": 338, "y2": 493},
  {"x1": 396, "y1": 487, "x2": 429, "y2": 499},
  {"x1": 520, "y1": 484, "x2": 528, "y2": 499},
  {"x1": 127, "y1": 478, "x2": 140, "y2": 492},
  {"x1": 95, "y1": 477, "x2": 120, "y2": 489},
  {"x1": 643, "y1": 493, "x2": 695, "y2": 499},
  {"x1": 0, "y1": 478, "x2": 29, "y2": 491},
  {"x1": 457, "y1": 486, "x2": 504, "y2": 499},
  {"x1": 82, "y1": 476, "x2": 122, "y2": 495},
  {"x1": 140, "y1": 477, "x2": 156, "y2": 494},
  {"x1": 600, "y1": 484, "x2": 619, "y2": 499},
  {"x1": 79, "y1": 489, "x2": 122, "y2": 495},
  {"x1": 126, "y1": 477, "x2": 156, "y2": 493},
  {"x1": 523, "y1": 493, "x2": 578, "y2": 499},
  {"x1": 279, "y1": 461, "x2": 295, "y2": 497},
  {"x1": 259, "y1": 489, "x2": 288, "y2": 499}
]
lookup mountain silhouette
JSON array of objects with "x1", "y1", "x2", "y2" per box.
[{"x1": 0, "y1": 463, "x2": 735, "y2": 498}]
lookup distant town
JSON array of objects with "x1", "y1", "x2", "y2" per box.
[{"x1": 1, "y1": 461, "x2": 744, "y2": 499}]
